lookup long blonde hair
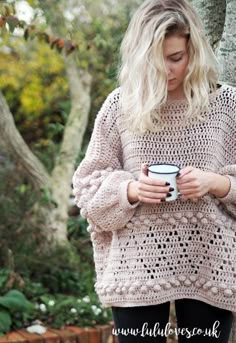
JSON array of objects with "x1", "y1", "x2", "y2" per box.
[{"x1": 118, "y1": 0, "x2": 219, "y2": 133}]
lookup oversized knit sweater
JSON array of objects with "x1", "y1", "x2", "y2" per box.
[{"x1": 72, "y1": 84, "x2": 236, "y2": 335}]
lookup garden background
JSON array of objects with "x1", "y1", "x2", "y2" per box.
[{"x1": 0, "y1": 0, "x2": 235, "y2": 341}]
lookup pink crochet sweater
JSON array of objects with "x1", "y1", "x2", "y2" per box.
[{"x1": 72, "y1": 84, "x2": 236, "y2": 334}]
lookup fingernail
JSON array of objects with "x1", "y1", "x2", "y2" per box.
[
  {"x1": 166, "y1": 182, "x2": 170, "y2": 186},
  {"x1": 167, "y1": 193, "x2": 172, "y2": 197},
  {"x1": 169, "y1": 187, "x2": 174, "y2": 192}
]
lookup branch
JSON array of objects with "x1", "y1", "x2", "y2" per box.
[{"x1": 0, "y1": 4, "x2": 78, "y2": 56}]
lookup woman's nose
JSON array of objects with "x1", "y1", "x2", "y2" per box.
[{"x1": 166, "y1": 63, "x2": 173, "y2": 75}]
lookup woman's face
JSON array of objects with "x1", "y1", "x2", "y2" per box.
[{"x1": 163, "y1": 34, "x2": 189, "y2": 98}]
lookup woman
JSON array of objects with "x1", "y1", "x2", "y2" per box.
[{"x1": 72, "y1": 0, "x2": 236, "y2": 342}]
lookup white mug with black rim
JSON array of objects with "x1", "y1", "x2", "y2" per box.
[{"x1": 147, "y1": 163, "x2": 180, "y2": 202}]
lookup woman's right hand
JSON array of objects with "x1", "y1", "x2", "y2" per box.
[{"x1": 127, "y1": 164, "x2": 173, "y2": 204}]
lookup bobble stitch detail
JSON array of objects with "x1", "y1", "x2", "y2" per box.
[
  {"x1": 190, "y1": 276, "x2": 197, "y2": 282},
  {"x1": 186, "y1": 212, "x2": 194, "y2": 218},
  {"x1": 219, "y1": 283, "x2": 227, "y2": 290},
  {"x1": 168, "y1": 218, "x2": 176, "y2": 225},
  {"x1": 80, "y1": 208, "x2": 88, "y2": 218},
  {"x1": 184, "y1": 279, "x2": 192, "y2": 287},
  {"x1": 174, "y1": 213, "x2": 182, "y2": 219},
  {"x1": 178, "y1": 276, "x2": 186, "y2": 282},
  {"x1": 90, "y1": 232, "x2": 97, "y2": 240},
  {"x1": 195, "y1": 281, "x2": 201, "y2": 288},
  {"x1": 158, "y1": 279, "x2": 167, "y2": 286},
  {"x1": 224, "y1": 289, "x2": 233, "y2": 297},
  {"x1": 115, "y1": 288, "x2": 122, "y2": 294},
  {"x1": 144, "y1": 219, "x2": 150, "y2": 225},
  {"x1": 199, "y1": 278, "x2": 206, "y2": 285},
  {"x1": 164, "y1": 283, "x2": 172, "y2": 290},
  {"x1": 203, "y1": 281, "x2": 212, "y2": 290},
  {"x1": 87, "y1": 225, "x2": 93, "y2": 233},
  {"x1": 129, "y1": 286, "x2": 136, "y2": 293},
  {"x1": 201, "y1": 218, "x2": 208, "y2": 224},
  {"x1": 211, "y1": 287, "x2": 218, "y2": 294},
  {"x1": 92, "y1": 171, "x2": 101, "y2": 178},
  {"x1": 154, "y1": 285, "x2": 162, "y2": 292},
  {"x1": 146, "y1": 280, "x2": 155, "y2": 288},
  {"x1": 141, "y1": 286, "x2": 148, "y2": 293},
  {"x1": 181, "y1": 217, "x2": 188, "y2": 224},
  {"x1": 156, "y1": 219, "x2": 163, "y2": 225}
]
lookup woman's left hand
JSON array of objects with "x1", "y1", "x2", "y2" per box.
[{"x1": 176, "y1": 166, "x2": 212, "y2": 201}]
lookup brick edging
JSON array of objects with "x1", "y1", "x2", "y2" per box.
[{"x1": 0, "y1": 321, "x2": 118, "y2": 343}]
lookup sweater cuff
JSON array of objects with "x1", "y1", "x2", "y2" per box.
[
  {"x1": 119, "y1": 179, "x2": 140, "y2": 210},
  {"x1": 217, "y1": 175, "x2": 236, "y2": 204}
]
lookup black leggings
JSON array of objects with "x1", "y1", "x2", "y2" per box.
[{"x1": 112, "y1": 299, "x2": 233, "y2": 343}]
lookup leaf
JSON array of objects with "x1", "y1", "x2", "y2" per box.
[
  {"x1": 18, "y1": 20, "x2": 25, "y2": 29},
  {"x1": 50, "y1": 37, "x2": 60, "y2": 49},
  {"x1": 16, "y1": 184, "x2": 28, "y2": 194},
  {"x1": 0, "y1": 271, "x2": 10, "y2": 289},
  {"x1": 57, "y1": 39, "x2": 65, "y2": 49},
  {"x1": 24, "y1": 28, "x2": 29, "y2": 41},
  {"x1": 5, "y1": 15, "x2": 19, "y2": 33},
  {"x1": 3, "y1": 5, "x2": 11, "y2": 17},
  {"x1": 64, "y1": 41, "x2": 77, "y2": 56},
  {"x1": 0, "y1": 310, "x2": 11, "y2": 333},
  {"x1": 37, "y1": 32, "x2": 50, "y2": 44},
  {"x1": 55, "y1": 39, "x2": 65, "y2": 53},
  {"x1": 0, "y1": 17, "x2": 6, "y2": 28},
  {"x1": 0, "y1": 290, "x2": 29, "y2": 311}
]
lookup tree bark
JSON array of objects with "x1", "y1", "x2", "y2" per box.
[
  {"x1": 189, "y1": 0, "x2": 226, "y2": 49},
  {"x1": 21, "y1": 55, "x2": 92, "y2": 246},
  {"x1": 0, "y1": 91, "x2": 50, "y2": 191},
  {"x1": 49, "y1": 55, "x2": 92, "y2": 244},
  {"x1": 190, "y1": 1, "x2": 236, "y2": 340},
  {"x1": 216, "y1": 0, "x2": 236, "y2": 86}
]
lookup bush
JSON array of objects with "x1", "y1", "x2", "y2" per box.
[
  {"x1": 0, "y1": 154, "x2": 110, "y2": 334},
  {"x1": 0, "y1": 290, "x2": 33, "y2": 336},
  {"x1": 32, "y1": 293, "x2": 112, "y2": 329}
]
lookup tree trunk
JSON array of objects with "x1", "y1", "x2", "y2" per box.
[
  {"x1": 0, "y1": 1, "x2": 92, "y2": 246},
  {"x1": 189, "y1": 1, "x2": 236, "y2": 341},
  {"x1": 216, "y1": 0, "x2": 236, "y2": 86},
  {"x1": 20, "y1": 55, "x2": 92, "y2": 246},
  {"x1": 0, "y1": 91, "x2": 50, "y2": 191},
  {"x1": 189, "y1": 0, "x2": 226, "y2": 49},
  {"x1": 49, "y1": 55, "x2": 92, "y2": 244}
]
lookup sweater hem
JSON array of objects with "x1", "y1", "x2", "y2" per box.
[{"x1": 100, "y1": 291, "x2": 236, "y2": 314}]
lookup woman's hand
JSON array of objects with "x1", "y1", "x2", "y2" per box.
[
  {"x1": 128, "y1": 164, "x2": 173, "y2": 204},
  {"x1": 176, "y1": 166, "x2": 231, "y2": 200}
]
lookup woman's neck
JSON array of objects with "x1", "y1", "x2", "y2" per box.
[{"x1": 167, "y1": 88, "x2": 186, "y2": 101}]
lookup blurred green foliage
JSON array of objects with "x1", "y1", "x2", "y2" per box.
[{"x1": 0, "y1": 0, "x2": 141, "y2": 333}]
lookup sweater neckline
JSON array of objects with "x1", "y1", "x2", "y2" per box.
[{"x1": 163, "y1": 84, "x2": 225, "y2": 108}]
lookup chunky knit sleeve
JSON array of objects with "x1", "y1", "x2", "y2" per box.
[
  {"x1": 217, "y1": 165, "x2": 236, "y2": 218},
  {"x1": 215, "y1": 86, "x2": 236, "y2": 217},
  {"x1": 72, "y1": 89, "x2": 140, "y2": 232}
]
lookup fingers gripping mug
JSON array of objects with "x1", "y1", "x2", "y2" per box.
[{"x1": 147, "y1": 163, "x2": 180, "y2": 202}]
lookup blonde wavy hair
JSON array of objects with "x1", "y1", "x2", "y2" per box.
[{"x1": 118, "y1": 0, "x2": 219, "y2": 133}]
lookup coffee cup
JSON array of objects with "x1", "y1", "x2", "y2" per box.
[{"x1": 147, "y1": 163, "x2": 180, "y2": 202}]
